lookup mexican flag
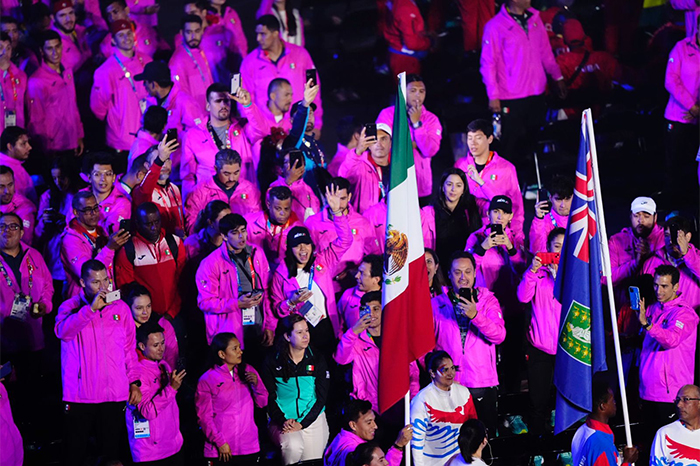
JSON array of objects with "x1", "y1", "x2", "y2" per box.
[{"x1": 378, "y1": 73, "x2": 436, "y2": 414}]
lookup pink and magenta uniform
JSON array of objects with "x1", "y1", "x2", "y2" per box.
[
  {"x1": 169, "y1": 44, "x2": 213, "y2": 112},
  {"x1": 0, "y1": 152, "x2": 36, "y2": 206},
  {"x1": 0, "y1": 193, "x2": 35, "y2": 246},
  {"x1": 516, "y1": 267, "x2": 561, "y2": 355},
  {"x1": 361, "y1": 200, "x2": 387, "y2": 254},
  {"x1": 528, "y1": 210, "x2": 568, "y2": 254},
  {"x1": 184, "y1": 177, "x2": 260, "y2": 235},
  {"x1": 244, "y1": 210, "x2": 301, "y2": 268},
  {"x1": 0, "y1": 62, "x2": 26, "y2": 133},
  {"x1": 269, "y1": 176, "x2": 319, "y2": 222},
  {"x1": 99, "y1": 21, "x2": 166, "y2": 59},
  {"x1": 664, "y1": 37, "x2": 700, "y2": 124},
  {"x1": 52, "y1": 24, "x2": 91, "y2": 72}
]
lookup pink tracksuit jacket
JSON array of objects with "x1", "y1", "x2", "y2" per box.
[
  {"x1": 0, "y1": 382, "x2": 22, "y2": 466},
  {"x1": 55, "y1": 294, "x2": 141, "y2": 403},
  {"x1": 27, "y1": 62, "x2": 83, "y2": 152},
  {"x1": 376, "y1": 105, "x2": 442, "y2": 198},
  {"x1": 269, "y1": 176, "x2": 319, "y2": 222},
  {"x1": 466, "y1": 224, "x2": 526, "y2": 289},
  {"x1": 244, "y1": 210, "x2": 302, "y2": 268},
  {"x1": 0, "y1": 152, "x2": 36, "y2": 206},
  {"x1": 0, "y1": 193, "x2": 35, "y2": 246},
  {"x1": 0, "y1": 246, "x2": 53, "y2": 353},
  {"x1": 126, "y1": 359, "x2": 183, "y2": 462},
  {"x1": 218, "y1": 6, "x2": 248, "y2": 56},
  {"x1": 324, "y1": 429, "x2": 403, "y2": 466},
  {"x1": 270, "y1": 215, "x2": 352, "y2": 337},
  {"x1": 169, "y1": 44, "x2": 213, "y2": 112},
  {"x1": 361, "y1": 199, "x2": 387, "y2": 254},
  {"x1": 639, "y1": 296, "x2": 699, "y2": 402},
  {"x1": 608, "y1": 225, "x2": 666, "y2": 287},
  {"x1": 243, "y1": 102, "x2": 292, "y2": 173},
  {"x1": 338, "y1": 149, "x2": 384, "y2": 215},
  {"x1": 454, "y1": 151, "x2": 524, "y2": 236},
  {"x1": 480, "y1": 5, "x2": 563, "y2": 101},
  {"x1": 90, "y1": 51, "x2": 152, "y2": 151},
  {"x1": 195, "y1": 364, "x2": 268, "y2": 458},
  {"x1": 60, "y1": 219, "x2": 115, "y2": 298},
  {"x1": 99, "y1": 21, "x2": 166, "y2": 59},
  {"x1": 83, "y1": 186, "x2": 131, "y2": 236},
  {"x1": 516, "y1": 267, "x2": 561, "y2": 355},
  {"x1": 528, "y1": 210, "x2": 568, "y2": 254},
  {"x1": 52, "y1": 24, "x2": 91, "y2": 72},
  {"x1": 337, "y1": 285, "x2": 365, "y2": 331},
  {"x1": 328, "y1": 144, "x2": 351, "y2": 177},
  {"x1": 0, "y1": 61, "x2": 26, "y2": 133},
  {"x1": 334, "y1": 328, "x2": 419, "y2": 412},
  {"x1": 134, "y1": 316, "x2": 178, "y2": 372},
  {"x1": 432, "y1": 288, "x2": 506, "y2": 388},
  {"x1": 184, "y1": 177, "x2": 261, "y2": 235},
  {"x1": 196, "y1": 243, "x2": 276, "y2": 345},
  {"x1": 664, "y1": 37, "x2": 700, "y2": 124}
]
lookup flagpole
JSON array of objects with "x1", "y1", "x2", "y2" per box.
[
  {"x1": 404, "y1": 390, "x2": 411, "y2": 466},
  {"x1": 585, "y1": 109, "x2": 633, "y2": 448}
]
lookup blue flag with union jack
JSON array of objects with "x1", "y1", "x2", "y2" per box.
[{"x1": 553, "y1": 112, "x2": 608, "y2": 434}]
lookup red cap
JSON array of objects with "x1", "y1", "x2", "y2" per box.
[
  {"x1": 52, "y1": 0, "x2": 73, "y2": 14},
  {"x1": 563, "y1": 19, "x2": 586, "y2": 46},
  {"x1": 110, "y1": 19, "x2": 133, "y2": 36}
]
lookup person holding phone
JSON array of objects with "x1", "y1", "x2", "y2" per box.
[
  {"x1": 529, "y1": 175, "x2": 573, "y2": 254},
  {"x1": 338, "y1": 254, "x2": 383, "y2": 330},
  {"x1": 81, "y1": 152, "x2": 132, "y2": 236},
  {"x1": 661, "y1": 216, "x2": 700, "y2": 309},
  {"x1": 196, "y1": 332, "x2": 268, "y2": 466},
  {"x1": 269, "y1": 148, "x2": 320, "y2": 222},
  {"x1": 517, "y1": 227, "x2": 565, "y2": 438}
]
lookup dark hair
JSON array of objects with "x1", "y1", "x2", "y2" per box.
[
  {"x1": 457, "y1": 419, "x2": 487, "y2": 464},
  {"x1": 46, "y1": 156, "x2": 80, "y2": 210},
  {"x1": 362, "y1": 254, "x2": 384, "y2": 279},
  {"x1": 592, "y1": 378, "x2": 612, "y2": 411},
  {"x1": 39, "y1": 30, "x2": 61, "y2": 48},
  {"x1": 135, "y1": 201, "x2": 160, "y2": 222},
  {"x1": 128, "y1": 152, "x2": 150, "y2": 176},
  {"x1": 268, "y1": 185, "x2": 292, "y2": 202},
  {"x1": 80, "y1": 259, "x2": 106, "y2": 280},
  {"x1": 135, "y1": 320, "x2": 164, "y2": 347},
  {"x1": 0, "y1": 126, "x2": 27, "y2": 151},
  {"x1": 347, "y1": 442, "x2": 381, "y2": 466},
  {"x1": 425, "y1": 248, "x2": 446, "y2": 296},
  {"x1": 549, "y1": 174, "x2": 574, "y2": 199},
  {"x1": 0, "y1": 16, "x2": 19, "y2": 27},
  {"x1": 181, "y1": 13, "x2": 202, "y2": 29},
  {"x1": 81, "y1": 152, "x2": 113, "y2": 174},
  {"x1": 274, "y1": 314, "x2": 308, "y2": 381},
  {"x1": 143, "y1": 106, "x2": 168, "y2": 135},
  {"x1": 219, "y1": 213, "x2": 247, "y2": 236},
  {"x1": 193, "y1": 200, "x2": 230, "y2": 234},
  {"x1": 342, "y1": 399, "x2": 374, "y2": 430},
  {"x1": 0, "y1": 32, "x2": 9, "y2": 43},
  {"x1": 336, "y1": 116, "x2": 362, "y2": 147},
  {"x1": 547, "y1": 227, "x2": 566, "y2": 250},
  {"x1": 666, "y1": 215, "x2": 692, "y2": 235},
  {"x1": 406, "y1": 73, "x2": 424, "y2": 84},
  {"x1": 272, "y1": 2, "x2": 297, "y2": 37},
  {"x1": 122, "y1": 281, "x2": 151, "y2": 308},
  {"x1": 71, "y1": 191, "x2": 96, "y2": 210},
  {"x1": 284, "y1": 228, "x2": 316, "y2": 278},
  {"x1": 215, "y1": 149, "x2": 242, "y2": 170},
  {"x1": 0, "y1": 164, "x2": 13, "y2": 178},
  {"x1": 655, "y1": 264, "x2": 680, "y2": 286},
  {"x1": 437, "y1": 168, "x2": 482, "y2": 233},
  {"x1": 183, "y1": 0, "x2": 208, "y2": 10},
  {"x1": 103, "y1": 0, "x2": 128, "y2": 13},
  {"x1": 329, "y1": 176, "x2": 350, "y2": 193},
  {"x1": 360, "y1": 290, "x2": 381, "y2": 308},
  {"x1": 256, "y1": 14, "x2": 281, "y2": 32},
  {"x1": 425, "y1": 350, "x2": 452, "y2": 374},
  {"x1": 268, "y1": 77, "x2": 291, "y2": 97},
  {"x1": 206, "y1": 82, "x2": 229, "y2": 101},
  {"x1": 449, "y1": 251, "x2": 476, "y2": 272},
  {"x1": 0, "y1": 212, "x2": 22, "y2": 228},
  {"x1": 466, "y1": 119, "x2": 493, "y2": 138}
]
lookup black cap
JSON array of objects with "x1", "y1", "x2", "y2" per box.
[
  {"x1": 488, "y1": 195, "x2": 513, "y2": 213},
  {"x1": 134, "y1": 61, "x2": 171, "y2": 82},
  {"x1": 290, "y1": 100, "x2": 317, "y2": 117},
  {"x1": 287, "y1": 226, "x2": 313, "y2": 248}
]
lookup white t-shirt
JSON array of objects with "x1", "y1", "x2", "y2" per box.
[
  {"x1": 446, "y1": 454, "x2": 487, "y2": 466},
  {"x1": 651, "y1": 420, "x2": 700, "y2": 466},
  {"x1": 296, "y1": 268, "x2": 327, "y2": 318}
]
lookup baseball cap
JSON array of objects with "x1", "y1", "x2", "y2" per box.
[
  {"x1": 376, "y1": 123, "x2": 392, "y2": 137},
  {"x1": 52, "y1": 0, "x2": 73, "y2": 14},
  {"x1": 287, "y1": 227, "x2": 313, "y2": 248},
  {"x1": 631, "y1": 197, "x2": 656, "y2": 215},
  {"x1": 489, "y1": 195, "x2": 513, "y2": 213},
  {"x1": 290, "y1": 100, "x2": 317, "y2": 117},
  {"x1": 110, "y1": 19, "x2": 133, "y2": 36},
  {"x1": 562, "y1": 19, "x2": 586, "y2": 46},
  {"x1": 134, "y1": 61, "x2": 171, "y2": 82}
]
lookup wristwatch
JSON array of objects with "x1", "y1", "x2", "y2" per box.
[
  {"x1": 642, "y1": 321, "x2": 651, "y2": 330},
  {"x1": 411, "y1": 121, "x2": 422, "y2": 129},
  {"x1": 130, "y1": 380, "x2": 142, "y2": 387}
]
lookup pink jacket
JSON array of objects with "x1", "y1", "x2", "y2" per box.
[
  {"x1": 362, "y1": 199, "x2": 387, "y2": 253},
  {"x1": 0, "y1": 246, "x2": 53, "y2": 353},
  {"x1": 240, "y1": 42, "x2": 323, "y2": 129},
  {"x1": 0, "y1": 382, "x2": 22, "y2": 466},
  {"x1": 27, "y1": 62, "x2": 83, "y2": 152},
  {"x1": 55, "y1": 294, "x2": 140, "y2": 403},
  {"x1": 334, "y1": 328, "x2": 419, "y2": 412},
  {"x1": 454, "y1": 151, "x2": 524, "y2": 236},
  {"x1": 0, "y1": 152, "x2": 36, "y2": 206},
  {"x1": 243, "y1": 102, "x2": 292, "y2": 172},
  {"x1": 608, "y1": 224, "x2": 666, "y2": 287},
  {"x1": 52, "y1": 24, "x2": 91, "y2": 72},
  {"x1": 269, "y1": 176, "x2": 319, "y2": 222},
  {"x1": 328, "y1": 144, "x2": 351, "y2": 177},
  {"x1": 127, "y1": 0, "x2": 158, "y2": 28},
  {"x1": 664, "y1": 37, "x2": 700, "y2": 124},
  {"x1": 528, "y1": 210, "x2": 568, "y2": 254},
  {"x1": 99, "y1": 21, "x2": 166, "y2": 59},
  {"x1": 196, "y1": 243, "x2": 275, "y2": 345},
  {"x1": 219, "y1": 7, "x2": 248, "y2": 56},
  {"x1": 480, "y1": 5, "x2": 563, "y2": 100},
  {"x1": 0, "y1": 193, "x2": 35, "y2": 246},
  {"x1": 35, "y1": 189, "x2": 74, "y2": 280},
  {"x1": 432, "y1": 288, "x2": 505, "y2": 388},
  {"x1": 270, "y1": 215, "x2": 352, "y2": 336},
  {"x1": 516, "y1": 267, "x2": 560, "y2": 355},
  {"x1": 376, "y1": 105, "x2": 442, "y2": 197},
  {"x1": 136, "y1": 316, "x2": 179, "y2": 372},
  {"x1": 0, "y1": 62, "x2": 26, "y2": 133},
  {"x1": 90, "y1": 51, "x2": 152, "y2": 150},
  {"x1": 126, "y1": 359, "x2": 183, "y2": 462},
  {"x1": 195, "y1": 364, "x2": 268, "y2": 458},
  {"x1": 169, "y1": 44, "x2": 213, "y2": 112},
  {"x1": 466, "y1": 224, "x2": 526, "y2": 291},
  {"x1": 180, "y1": 119, "x2": 255, "y2": 200},
  {"x1": 127, "y1": 129, "x2": 158, "y2": 171},
  {"x1": 639, "y1": 296, "x2": 699, "y2": 402},
  {"x1": 60, "y1": 221, "x2": 116, "y2": 298},
  {"x1": 324, "y1": 429, "x2": 403, "y2": 466},
  {"x1": 85, "y1": 187, "x2": 132, "y2": 236},
  {"x1": 338, "y1": 149, "x2": 384, "y2": 214},
  {"x1": 184, "y1": 177, "x2": 261, "y2": 235},
  {"x1": 244, "y1": 210, "x2": 302, "y2": 268},
  {"x1": 337, "y1": 285, "x2": 364, "y2": 331},
  {"x1": 670, "y1": 0, "x2": 699, "y2": 38}
]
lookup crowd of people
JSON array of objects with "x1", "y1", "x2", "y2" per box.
[{"x1": 0, "y1": 0, "x2": 699, "y2": 466}]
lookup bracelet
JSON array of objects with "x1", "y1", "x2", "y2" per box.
[
  {"x1": 243, "y1": 101, "x2": 252, "y2": 108},
  {"x1": 393, "y1": 443, "x2": 405, "y2": 451}
]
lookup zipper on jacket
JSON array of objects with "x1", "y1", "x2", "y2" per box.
[{"x1": 295, "y1": 376, "x2": 301, "y2": 418}]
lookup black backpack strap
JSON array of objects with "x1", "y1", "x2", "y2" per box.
[
  {"x1": 124, "y1": 240, "x2": 136, "y2": 264},
  {"x1": 566, "y1": 50, "x2": 591, "y2": 88},
  {"x1": 164, "y1": 234, "x2": 179, "y2": 262}
]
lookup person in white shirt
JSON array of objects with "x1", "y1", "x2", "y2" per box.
[
  {"x1": 651, "y1": 384, "x2": 700, "y2": 466},
  {"x1": 446, "y1": 419, "x2": 490, "y2": 466}
]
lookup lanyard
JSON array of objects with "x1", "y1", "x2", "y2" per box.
[
  {"x1": 207, "y1": 118, "x2": 230, "y2": 150},
  {"x1": 183, "y1": 45, "x2": 207, "y2": 83},
  {"x1": 307, "y1": 267, "x2": 315, "y2": 291},
  {"x1": 0, "y1": 69, "x2": 17, "y2": 105},
  {"x1": 113, "y1": 53, "x2": 139, "y2": 95},
  {"x1": 376, "y1": 165, "x2": 386, "y2": 198},
  {"x1": 548, "y1": 212, "x2": 558, "y2": 228},
  {"x1": 233, "y1": 253, "x2": 258, "y2": 292},
  {"x1": 0, "y1": 254, "x2": 33, "y2": 292}
]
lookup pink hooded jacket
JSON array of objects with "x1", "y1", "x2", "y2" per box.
[
  {"x1": 432, "y1": 288, "x2": 505, "y2": 388},
  {"x1": 0, "y1": 382, "x2": 22, "y2": 466},
  {"x1": 196, "y1": 243, "x2": 276, "y2": 345},
  {"x1": 270, "y1": 215, "x2": 352, "y2": 337},
  {"x1": 0, "y1": 193, "x2": 35, "y2": 246},
  {"x1": 0, "y1": 61, "x2": 26, "y2": 133},
  {"x1": 639, "y1": 296, "x2": 699, "y2": 402},
  {"x1": 55, "y1": 294, "x2": 140, "y2": 403},
  {"x1": 480, "y1": 5, "x2": 563, "y2": 101},
  {"x1": 0, "y1": 246, "x2": 53, "y2": 353},
  {"x1": 195, "y1": 364, "x2": 268, "y2": 458},
  {"x1": 664, "y1": 37, "x2": 700, "y2": 124},
  {"x1": 528, "y1": 210, "x2": 568, "y2": 254},
  {"x1": 516, "y1": 267, "x2": 561, "y2": 355},
  {"x1": 245, "y1": 210, "x2": 302, "y2": 268},
  {"x1": 376, "y1": 105, "x2": 442, "y2": 198},
  {"x1": 324, "y1": 429, "x2": 403, "y2": 466},
  {"x1": 27, "y1": 62, "x2": 84, "y2": 152},
  {"x1": 269, "y1": 176, "x2": 319, "y2": 222},
  {"x1": 454, "y1": 151, "x2": 524, "y2": 236},
  {"x1": 185, "y1": 177, "x2": 261, "y2": 235},
  {"x1": 169, "y1": 44, "x2": 214, "y2": 111},
  {"x1": 0, "y1": 152, "x2": 37, "y2": 206},
  {"x1": 60, "y1": 219, "x2": 115, "y2": 298},
  {"x1": 126, "y1": 359, "x2": 183, "y2": 462}
]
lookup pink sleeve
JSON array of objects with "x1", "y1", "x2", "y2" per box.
[
  {"x1": 271, "y1": 272, "x2": 296, "y2": 318},
  {"x1": 229, "y1": 10, "x2": 248, "y2": 55},
  {"x1": 682, "y1": 245, "x2": 700, "y2": 278},
  {"x1": 37, "y1": 253, "x2": 54, "y2": 312},
  {"x1": 334, "y1": 328, "x2": 358, "y2": 365},
  {"x1": 184, "y1": 186, "x2": 205, "y2": 235},
  {"x1": 528, "y1": 216, "x2": 548, "y2": 254},
  {"x1": 479, "y1": 23, "x2": 501, "y2": 100},
  {"x1": 409, "y1": 361, "x2": 420, "y2": 397},
  {"x1": 194, "y1": 376, "x2": 227, "y2": 448},
  {"x1": 248, "y1": 366, "x2": 269, "y2": 408},
  {"x1": 122, "y1": 303, "x2": 140, "y2": 383},
  {"x1": 196, "y1": 261, "x2": 239, "y2": 316},
  {"x1": 472, "y1": 293, "x2": 506, "y2": 344},
  {"x1": 161, "y1": 318, "x2": 179, "y2": 371},
  {"x1": 647, "y1": 308, "x2": 697, "y2": 349},
  {"x1": 89, "y1": 67, "x2": 111, "y2": 120},
  {"x1": 516, "y1": 269, "x2": 538, "y2": 303},
  {"x1": 665, "y1": 43, "x2": 696, "y2": 111},
  {"x1": 386, "y1": 446, "x2": 404, "y2": 466},
  {"x1": 240, "y1": 102, "x2": 272, "y2": 145},
  {"x1": 26, "y1": 77, "x2": 46, "y2": 143},
  {"x1": 609, "y1": 235, "x2": 637, "y2": 286},
  {"x1": 139, "y1": 383, "x2": 177, "y2": 421},
  {"x1": 413, "y1": 114, "x2": 441, "y2": 159},
  {"x1": 318, "y1": 215, "x2": 353, "y2": 276},
  {"x1": 420, "y1": 206, "x2": 435, "y2": 250},
  {"x1": 55, "y1": 302, "x2": 96, "y2": 341}
]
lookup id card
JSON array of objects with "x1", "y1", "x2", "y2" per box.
[
  {"x1": 133, "y1": 416, "x2": 151, "y2": 439},
  {"x1": 242, "y1": 307, "x2": 256, "y2": 326},
  {"x1": 10, "y1": 293, "x2": 30, "y2": 321},
  {"x1": 299, "y1": 301, "x2": 323, "y2": 327},
  {"x1": 139, "y1": 98, "x2": 147, "y2": 114},
  {"x1": 4, "y1": 110, "x2": 16, "y2": 128}
]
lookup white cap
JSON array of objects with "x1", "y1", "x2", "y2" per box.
[
  {"x1": 631, "y1": 196, "x2": 656, "y2": 215},
  {"x1": 376, "y1": 123, "x2": 392, "y2": 137}
]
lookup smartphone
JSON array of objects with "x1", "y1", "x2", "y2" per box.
[
  {"x1": 0, "y1": 361, "x2": 11, "y2": 379},
  {"x1": 305, "y1": 68, "x2": 317, "y2": 87},
  {"x1": 251, "y1": 289, "x2": 264, "y2": 297},
  {"x1": 490, "y1": 224, "x2": 503, "y2": 235},
  {"x1": 165, "y1": 128, "x2": 178, "y2": 145},
  {"x1": 536, "y1": 252, "x2": 560, "y2": 265},
  {"x1": 359, "y1": 304, "x2": 371, "y2": 321},
  {"x1": 288, "y1": 150, "x2": 304, "y2": 170},
  {"x1": 105, "y1": 289, "x2": 121, "y2": 304},
  {"x1": 538, "y1": 188, "x2": 552, "y2": 212},
  {"x1": 364, "y1": 123, "x2": 377, "y2": 139},
  {"x1": 119, "y1": 219, "x2": 133, "y2": 234},
  {"x1": 458, "y1": 287, "x2": 478, "y2": 303},
  {"x1": 629, "y1": 286, "x2": 641, "y2": 311},
  {"x1": 230, "y1": 73, "x2": 241, "y2": 94},
  {"x1": 175, "y1": 357, "x2": 186, "y2": 372},
  {"x1": 669, "y1": 224, "x2": 679, "y2": 246}
]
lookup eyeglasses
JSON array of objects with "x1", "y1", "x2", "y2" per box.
[
  {"x1": 0, "y1": 223, "x2": 20, "y2": 231},
  {"x1": 674, "y1": 397, "x2": 700, "y2": 404},
  {"x1": 78, "y1": 206, "x2": 100, "y2": 215},
  {"x1": 91, "y1": 170, "x2": 114, "y2": 179},
  {"x1": 437, "y1": 365, "x2": 460, "y2": 375}
]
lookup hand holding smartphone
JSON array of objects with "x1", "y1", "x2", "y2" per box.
[
  {"x1": 536, "y1": 252, "x2": 560, "y2": 266},
  {"x1": 629, "y1": 286, "x2": 641, "y2": 311},
  {"x1": 230, "y1": 73, "x2": 241, "y2": 94},
  {"x1": 537, "y1": 188, "x2": 552, "y2": 212},
  {"x1": 305, "y1": 69, "x2": 317, "y2": 87},
  {"x1": 105, "y1": 289, "x2": 121, "y2": 304}
]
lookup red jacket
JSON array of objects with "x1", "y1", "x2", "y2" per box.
[
  {"x1": 131, "y1": 159, "x2": 185, "y2": 236},
  {"x1": 384, "y1": 0, "x2": 431, "y2": 55}
]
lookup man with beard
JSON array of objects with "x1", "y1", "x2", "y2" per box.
[
  {"x1": 0, "y1": 16, "x2": 39, "y2": 75},
  {"x1": 50, "y1": 0, "x2": 91, "y2": 72},
  {"x1": 0, "y1": 32, "x2": 26, "y2": 134},
  {"x1": 659, "y1": 216, "x2": 700, "y2": 311},
  {"x1": 169, "y1": 14, "x2": 214, "y2": 112},
  {"x1": 651, "y1": 385, "x2": 700, "y2": 466}
]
